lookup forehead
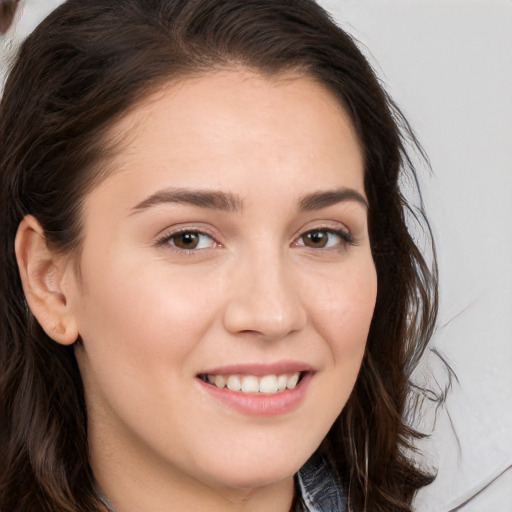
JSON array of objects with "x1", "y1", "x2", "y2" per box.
[
  {"x1": 108, "y1": 68, "x2": 358, "y2": 147},
  {"x1": 92, "y1": 68, "x2": 364, "y2": 204}
]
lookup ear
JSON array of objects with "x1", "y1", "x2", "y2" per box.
[{"x1": 15, "y1": 215, "x2": 79, "y2": 345}]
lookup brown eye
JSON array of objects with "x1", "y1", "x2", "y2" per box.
[
  {"x1": 297, "y1": 229, "x2": 353, "y2": 249},
  {"x1": 162, "y1": 231, "x2": 216, "y2": 251},
  {"x1": 303, "y1": 230, "x2": 329, "y2": 248},
  {"x1": 173, "y1": 232, "x2": 200, "y2": 249}
]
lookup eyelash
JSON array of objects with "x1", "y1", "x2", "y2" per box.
[
  {"x1": 156, "y1": 228, "x2": 218, "y2": 253},
  {"x1": 155, "y1": 226, "x2": 355, "y2": 254},
  {"x1": 295, "y1": 228, "x2": 355, "y2": 249}
]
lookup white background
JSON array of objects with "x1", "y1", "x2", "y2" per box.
[
  {"x1": 1, "y1": 1, "x2": 511, "y2": 510},
  {"x1": 317, "y1": 2, "x2": 512, "y2": 510}
]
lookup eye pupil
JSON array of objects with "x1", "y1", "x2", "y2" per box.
[
  {"x1": 175, "y1": 232, "x2": 199, "y2": 249},
  {"x1": 304, "y1": 231, "x2": 327, "y2": 248}
]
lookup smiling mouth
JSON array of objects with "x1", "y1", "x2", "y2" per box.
[{"x1": 198, "y1": 372, "x2": 304, "y2": 394}]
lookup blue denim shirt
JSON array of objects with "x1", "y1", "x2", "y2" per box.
[{"x1": 294, "y1": 451, "x2": 347, "y2": 512}]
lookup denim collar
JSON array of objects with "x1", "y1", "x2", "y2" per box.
[{"x1": 294, "y1": 451, "x2": 347, "y2": 512}]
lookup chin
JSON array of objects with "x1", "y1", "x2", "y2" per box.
[
  {"x1": 193, "y1": 445, "x2": 314, "y2": 491},
  {"x1": 211, "y1": 467, "x2": 296, "y2": 491}
]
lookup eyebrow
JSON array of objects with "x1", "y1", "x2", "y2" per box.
[
  {"x1": 130, "y1": 187, "x2": 243, "y2": 214},
  {"x1": 298, "y1": 188, "x2": 368, "y2": 211},
  {"x1": 130, "y1": 186, "x2": 368, "y2": 215}
]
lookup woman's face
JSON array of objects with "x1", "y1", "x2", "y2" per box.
[{"x1": 69, "y1": 70, "x2": 377, "y2": 501}]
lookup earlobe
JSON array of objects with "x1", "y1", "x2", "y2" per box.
[{"x1": 15, "y1": 215, "x2": 79, "y2": 345}]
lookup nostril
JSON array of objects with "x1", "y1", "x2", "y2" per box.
[{"x1": 222, "y1": 294, "x2": 307, "y2": 340}]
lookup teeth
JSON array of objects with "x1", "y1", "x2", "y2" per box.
[
  {"x1": 241, "y1": 375, "x2": 259, "y2": 393},
  {"x1": 205, "y1": 372, "x2": 302, "y2": 394},
  {"x1": 226, "y1": 375, "x2": 241, "y2": 391},
  {"x1": 277, "y1": 374, "x2": 287, "y2": 392},
  {"x1": 214, "y1": 375, "x2": 226, "y2": 388},
  {"x1": 259, "y1": 375, "x2": 277, "y2": 394},
  {"x1": 287, "y1": 372, "x2": 300, "y2": 390}
]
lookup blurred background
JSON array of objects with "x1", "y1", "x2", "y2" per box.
[{"x1": 1, "y1": 1, "x2": 511, "y2": 510}]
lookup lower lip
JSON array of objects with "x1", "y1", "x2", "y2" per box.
[{"x1": 197, "y1": 373, "x2": 311, "y2": 417}]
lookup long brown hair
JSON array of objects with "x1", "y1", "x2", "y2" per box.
[{"x1": 0, "y1": 1, "x2": 437, "y2": 510}]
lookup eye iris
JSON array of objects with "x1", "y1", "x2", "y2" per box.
[
  {"x1": 304, "y1": 231, "x2": 328, "y2": 248},
  {"x1": 174, "y1": 232, "x2": 199, "y2": 249}
]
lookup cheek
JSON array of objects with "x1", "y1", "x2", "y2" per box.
[
  {"x1": 298, "y1": 259, "x2": 377, "y2": 430},
  {"x1": 73, "y1": 254, "x2": 217, "y2": 370},
  {"x1": 72, "y1": 255, "x2": 226, "y2": 442},
  {"x1": 310, "y1": 260, "x2": 377, "y2": 362}
]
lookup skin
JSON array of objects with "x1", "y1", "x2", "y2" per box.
[{"x1": 18, "y1": 69, "x2": 377, "y2": 512}]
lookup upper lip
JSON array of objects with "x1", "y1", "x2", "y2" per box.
[{"x1": 198, "y1": 361, "x2": 315, "y2": 376}]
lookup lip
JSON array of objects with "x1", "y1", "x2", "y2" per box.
[
  {"x1": 199, "y1": 361, "x2": 315, "y2": 376},
  {"x1": 196, "y1": 361, "x2": 314, "y2": 417}
]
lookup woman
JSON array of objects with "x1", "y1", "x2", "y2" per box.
[{"x1": 0, "y1": 1, "x2": 438, "y2": 511}]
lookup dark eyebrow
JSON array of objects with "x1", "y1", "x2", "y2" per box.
[
  {"x1": 299, "y1": 188, "x2": 369, "y2": 211},
  {"x1": 130, "y1": 187, "x2": 243, "y2": 214}
]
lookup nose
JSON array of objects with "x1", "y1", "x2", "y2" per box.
[{"x1": 222, "y1": 251, "x2": 307, "y2": 340}]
